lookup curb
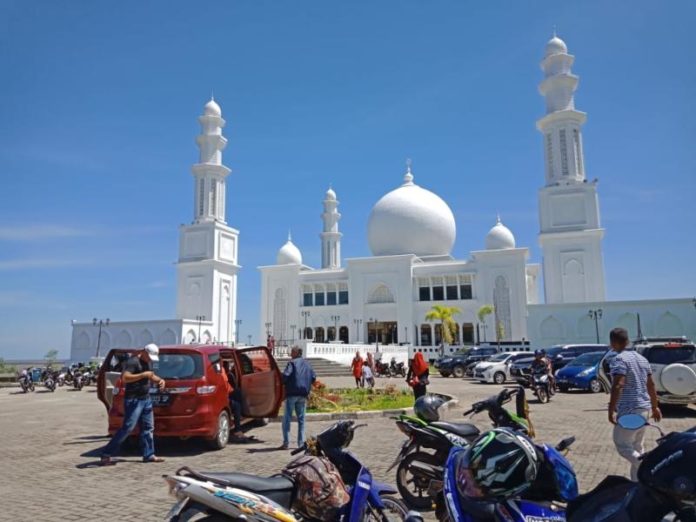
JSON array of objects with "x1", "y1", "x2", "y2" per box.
[{"x1": 269, "y1": 392, "x2": 458, "y2": 422}]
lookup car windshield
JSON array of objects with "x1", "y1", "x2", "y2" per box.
[
  {"x1": 643, "y1": 346, "x2": 696, "y2": 365},
  {"x1": 487, "y1": 353, "x2": 509, "y2": 362},
  {"x1": 569, "y1": 352, "x2": 604, "y2": 366},
  {"x1": 546, "y1": 347, "x2": 564, "y2": 357},
  {"x1": 153, "y1": 353, "x2": 204, "y2": 380}
]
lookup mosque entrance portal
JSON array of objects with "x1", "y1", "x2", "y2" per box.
[{"x1": 367, "y1": 321, "x2": 398, "y2": 345}]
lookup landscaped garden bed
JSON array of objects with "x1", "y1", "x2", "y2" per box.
[{"x1": 306, "y1": 380, "x2": 414, "y2": 413}]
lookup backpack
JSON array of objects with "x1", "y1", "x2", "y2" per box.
[{"x1": 281, "y1": 455, "x2": 350, "y2": 521}]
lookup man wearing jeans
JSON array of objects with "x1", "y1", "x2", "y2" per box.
[
  {"x1": 100, "y1": 343, "x2": 166, "y2": 465},
  {"x1": 281, "y1": 346, "x2": 316, "y2": 450},
  {"x1": 608, "y1": 327, "x2": 662, "y2": 480}
]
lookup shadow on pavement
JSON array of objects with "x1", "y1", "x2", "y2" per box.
[
  {"x1": 662, "y1": 405, "x2": 696, "y2": 419},
  {"x1": 64, "y1": 434, "x2": 111, "y2": 445},
  {"x1": 76, "y1": 458, "x2": 138, "y2": 469},
  {"x1": 246, "y1": 446, "x2": 290, "y2": 454}
]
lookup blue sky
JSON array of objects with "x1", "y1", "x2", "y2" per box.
[{"x1": 1, "y1": 1, "x2": 694, "y2": 359}]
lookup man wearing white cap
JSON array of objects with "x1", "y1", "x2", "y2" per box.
[{"x1": 100, "y1": 343, "x2": 166, "y2": 465}]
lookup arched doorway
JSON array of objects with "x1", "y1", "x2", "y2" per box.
[
  {"x1": 315, "y1": 327, "x2": 325, "y2": 343},
  {"x1": 339, "y1": 326, "x2": 349, "y2": 343}
]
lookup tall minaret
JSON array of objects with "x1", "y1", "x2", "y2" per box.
[
  {"x1": 320, "y1": 187, "x2": 342, "y2": 269},
  {"x1": 176, "y1": 98, "x2": 240, "y2": 344},
  {"x1": 537, "y1": 35, "x2": 605, "y2": 304}
]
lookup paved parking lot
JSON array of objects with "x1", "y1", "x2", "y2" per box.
[{"x1": 1, "y1": 374, "x2": 694, "y2": 520}]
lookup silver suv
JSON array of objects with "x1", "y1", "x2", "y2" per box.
[{"x1": 598, "y1": 338, "x2": 696, "y2": 405}]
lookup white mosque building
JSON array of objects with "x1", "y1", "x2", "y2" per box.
[{"x1": 71, "y1": 35, "x2": 695, "y2": 362}]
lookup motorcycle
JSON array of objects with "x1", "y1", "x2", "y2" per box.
[
  {"x1": 18, "y1": 372, "x2": 35, "y2": 393},
  {"x1": 72, "y1": 370, "x2": 83, "y2": 390},
  {"x1": 41, "y1": 369, "x2": 56, "y2": 392},
  {"x1": 375, "y1": 360, "x2": 392, "y2": 378},
  {"x1": 517, "y1": 368, "x2": 554, "y2": 403},
  {"x1": 389, "y1": 359, "x2": 406, "y2": 378},
  {"x1": 567, "y1": 415, "x2": 696, "y2": 522},
  {"x1": 164, "y1": 420, "x2": 410, "y2": 521},
  {"x1": 390, "y1": 388, "x2": 532, "y2": 510},
  {"x1": 439, "y1": 427, "x2": 577, "y2": 521}
]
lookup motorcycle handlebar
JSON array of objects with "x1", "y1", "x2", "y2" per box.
[{"x1": 290, "y1": 444, "x2": 306, "y2": 455}]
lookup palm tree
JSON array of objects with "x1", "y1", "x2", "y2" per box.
[
  {"x1": 477, "y1": 305, "x2": 494, "y2": 342},
  {"x1": 425, "y1": 305, "x2": 461, "y2": 350}
]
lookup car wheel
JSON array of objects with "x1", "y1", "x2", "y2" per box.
[
  {"x1": 493, "y1": 372, "x2": 506, "y2": 385},
  {"x1": 452, "y1": 365, "x2": 465, "y2": 378},
  {"x1": 589, "y1": 379, "x2": 602, "y2": 394},
  {"x1": 207, "y1": 411, "x2": 230, "y2": 450}
]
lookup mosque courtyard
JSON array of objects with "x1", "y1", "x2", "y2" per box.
[{"x1": 1, "y1": 374, "x2": 693, "y2": 520}]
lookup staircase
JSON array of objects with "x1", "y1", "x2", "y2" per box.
[{"x1": 275, "y1": 357, "x2": 350, "y2": 377}]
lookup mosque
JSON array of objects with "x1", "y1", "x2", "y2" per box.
[{"x1": 70, "y1": 35, "x2": 695, "y2": 362}]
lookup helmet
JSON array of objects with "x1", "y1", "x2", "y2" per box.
[
  {"x1": 414, "y1": 394, "x2": 448, "y2": 422},
  {"x1": 455, "y1": 428, "x2": 538, "y2": 499},
  {"x1": 534, "y1": 349, "x2": 545, "y2": 357},
  {"x1": 637, "y1": 429, "x2": 696, "y2": 502}
]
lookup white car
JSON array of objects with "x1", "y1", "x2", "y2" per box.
[
  {"x1": 598, "y1": 338, "x2": 696, "y2": 406},
  {"x1": 473, "y1": 352, "x2": 530, "y2": 384}
]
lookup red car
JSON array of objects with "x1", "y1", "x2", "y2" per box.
[{"x1": 97, "y1": 345, "x2": 283, "y2": 450}]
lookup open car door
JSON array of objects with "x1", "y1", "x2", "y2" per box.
[
  {"x1": 96, "y1": 349, "x2": 136, "y2": 412},
  {"x1": 229, "y1": 346, "x2": 283, "y2": 418}
]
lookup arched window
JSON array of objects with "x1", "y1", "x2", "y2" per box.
[
  {"x1": 339, "y1": 326, "x2": 349, "y2": 343},
  {"x1": 314, "y1": 327, "x2": 325, "y2": 343},
  {"x1": 304, "y1": 327, "x2": 313, "y2": 340},
  {"x1": 562, "y1": 259, "x2": 586, "y2": 303},
  {"x1": 420, "y1": 324, "x2": 432, "y2": 346},
  {"x1": 461, "y1": 323, "x2": 474, "y2": 344},
  {"x1": 368, "y1": 284, "x2": 395, "y2": 304},
  {"x1": 327, "y1": 326, "x2": 336, "y2": 341}
]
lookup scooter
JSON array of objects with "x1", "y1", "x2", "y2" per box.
[
  {"x1": 390, "y1": 359, "x2": 406, "y2": 378},
  {"x1": 567, "y1": 415, "x2": 696, "y2": 521},
  {"x1": 164, "y1": 420, "x2": 410, "y2": 521},
  {"x1": 439, "y1": 428, "x2": 578, "y2": 521},
  {"x1": 517, "y1": 368, "x2": 554, "y2": 403},
  {"x1": 390, "y1": 388, "x2": 532, "y2": 510}
]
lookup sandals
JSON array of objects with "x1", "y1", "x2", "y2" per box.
[{"x1": 143, "y1": 456, "x2": 165, "y2": 463}]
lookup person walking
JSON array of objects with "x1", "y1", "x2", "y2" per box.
[
  {"x1": 407, "y1": 352, "x2": 429, "y2": 399},
  {"x1": 607, "y1": 327, "x2": 662, "y2": 481},
  {"x1": 351, "y1": 351, "x2": 364, "y2": 388},
  {"x1": 281, "y1": 346, "x2": 316, "y2": 450},
  {"x1": 100, "y1": 343, "x2": 166, "y2": 465},
  {"x1": 362, "y1": 363, "x2": 375, "y2": 389}
]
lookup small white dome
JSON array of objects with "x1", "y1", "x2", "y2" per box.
[
  {"x1": 485, "y1": 217, "x2": 516, "y2": 250},
  {"x1": 367, "y1": 169, "x2": 456, "y2": 257},
  {"x1": 545, "y1": 35, "x2": 568, "y2": 57},
  {"x1": 325, "y1": 187, "x2": 336, "y2": 200},
  {"x1": 203, "y1": 98, "x2": 222, "y2": 117},
  {"x1": 277, "y1": 236, "x2": 302, "y2": 265}
]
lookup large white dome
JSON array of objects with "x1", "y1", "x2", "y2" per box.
[
  {"x1": 276, "y1": 235, "x2": 302, "y2": 265},
  {"x1": 367, "y1": 169, "x2": 456, "y2": 257},
  {"x1": 485, "y1": 216, "x2": 516, "y2": 250}
]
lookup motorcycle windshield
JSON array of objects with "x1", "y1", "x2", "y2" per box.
[{"x1": 541, "y1": 445, "x2": 579, "y2": 501}]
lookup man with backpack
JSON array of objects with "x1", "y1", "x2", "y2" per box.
[{"x1": 281, "y1": 346, "x2": 316, "y2": 450}]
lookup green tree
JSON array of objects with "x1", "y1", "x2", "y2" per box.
[
  {"x1": 425, "y1": 305, "x2": 461, "y2": 346},
  {"x1": 44, "y1": 349, "x2": 59, "y2": 367},
  {"x1": 477, "y1": 305, "x2": 494, "y2": 342}
]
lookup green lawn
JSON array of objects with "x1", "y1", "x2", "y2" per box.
[{"x1": 306, "y1": 384, "x2": 414, "y2": 413}]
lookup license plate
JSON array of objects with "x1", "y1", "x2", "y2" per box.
[{"x1": 151, "y1": 393, "x2": 171, "y2": 406}]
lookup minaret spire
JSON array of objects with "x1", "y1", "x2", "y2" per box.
[
  {"x1": 320, "y1": 186, "x2": 342, "y2": 269},
  {"x1": 192, "y1": 97, "x2": 231, "y2": 223}
]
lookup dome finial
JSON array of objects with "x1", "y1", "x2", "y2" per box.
[
  {"x1": 496, "y1": 212, "x2": 501, "y2": 224},
  {"x1": 403, "y1": 158, "x2": 414, "y2": 185},
  {"x1": 288, "y1": 229, "x2": 292, "y2": 242},
  {"x1": 552, "y1": 25, "x2": 557, "y2": 38}
]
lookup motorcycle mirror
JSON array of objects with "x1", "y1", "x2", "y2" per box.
[{"x1": 617, "y1": 414, "x2": 648, "y2": 430}]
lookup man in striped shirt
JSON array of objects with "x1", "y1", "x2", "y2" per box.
[{"x1": 608, "y1": 327, "x2": 662, "y2": 481}]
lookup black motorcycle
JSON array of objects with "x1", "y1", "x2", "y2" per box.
[
  {"x1": 18, "y1": 372, "x2": 35, "y2": 393},
  {"x1": 72, "y1": 369, "x2": 83, "y2": 390},
  {"x1": 568, "y1": 415, "x2": 696, "y2": 521},
  {"x1": 375, "y1": 359, "x2": 391, "y2": 377},
  {"x1": 41, "y1": 369, "x2": 56, "y2": 392},
  {"x1": 389, "y1": 388, "x2": 531, "y2": 510},
  {"x1": 389, "y1": 358, "x2": 406, "y2": 378},
  {"x1": 517, "y1": 368, "x2": 554, "y2": 403}
]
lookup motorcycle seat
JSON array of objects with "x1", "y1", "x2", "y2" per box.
[
  {"x1": 431, "y1": 421, "x2": 480, "y2": 439},
  {"x1": 188, "y1": 471, "x2": 295, "y2": 508}
]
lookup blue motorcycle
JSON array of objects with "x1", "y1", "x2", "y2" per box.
[
  {"x1": 165, "y1": 420, "x2": 410, "y2": 521},
  {"x1": 439, "y1": 430, "x2": 578, "y2": 522}
]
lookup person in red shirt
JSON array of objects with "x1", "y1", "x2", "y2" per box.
[{"x1": 351, "y1": 352, "x2": 364, "y2": 388}]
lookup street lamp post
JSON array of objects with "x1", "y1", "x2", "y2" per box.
[
  {"x1": 290, "y1": 324, "x2": 296, "y2": 344},
  {"x1": 301, "y1": 311, "x2": 310, "y2": 339},
  {"x1": 195, "y1": 315, "x2": 205, "y2": 343},
  {"x1": 92, "y1": 318, "x2": 110, "y2": 358},
  {"x1": 235, "y1": 319, "x2": 242, "y2": 346},
  {"x1": 247, "y1": 334, "x2": 252, "y2": 346},
  {"x1": 330, "y1": 315, "x2": 340, "y2": 341},
  {"x1": 353, "y1": 318, "x2": 363, "y2": 342},
  {"x1": 588, "y1": 309, "x2": 603, "y2": 344}
]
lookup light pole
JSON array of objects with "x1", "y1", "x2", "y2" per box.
[
  {"x1": 195, "y1": 315, "x2": 205, "y2": 343},
  {"x1": 588, "y1": 309, "x2": 603, "y2": 344},
  {"x1": 93, "y1": 318, "x2": 110, "y2": 358},
  {"x1": 290, "y1": 324, "x2": 296, "y2": 344},
  {"x1": 301, "y1": 311, "x2": 310, "y2": 339},
  {"x1": 265, "y1": 322, "x2": 272, "y2": 337},
  {"x1": 404, "y1": 325, "x2": 408, "y2": 345},
  {"x1": 331, "y1": 315, "x2": 340, "y2": 341},
  {"x1": 353, "y1": 318, "x2": 363, "y2": 342},
  {"x1": 235, "y1": 319, "x2": 242, "y2": 345},
  {"x1": 247, "y1": 334, "x2": 252, "y2": 346}
]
